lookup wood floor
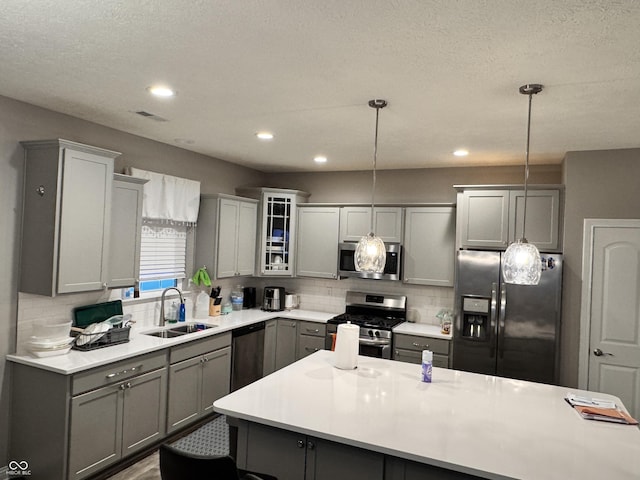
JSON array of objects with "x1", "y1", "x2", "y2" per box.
[{"x1": 105, "y1": 451, "x2": 160, "y2": 480}]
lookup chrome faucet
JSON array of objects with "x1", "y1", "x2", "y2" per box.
[{"x1": 159, "y1": 287, "x2": 185, "y2": 326}]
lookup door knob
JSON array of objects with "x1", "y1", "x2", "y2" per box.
[{"x1": 593, "y1": 348, "x2": 614, "y2": 357}]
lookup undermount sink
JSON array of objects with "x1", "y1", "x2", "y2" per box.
[
  {"x1": 169, "y1": 323, "x2": 217, "y2": 334},
  {"x1": 143, "y1": 323, "x2": 218, "y2": 339}
]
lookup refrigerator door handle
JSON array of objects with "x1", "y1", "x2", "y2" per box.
[
  {"x1": 490, "y1": 283, "x2": 498, "y2": 357},
  {"x1": 498, "y1": 284, "x2": 507, "y2": 358}
]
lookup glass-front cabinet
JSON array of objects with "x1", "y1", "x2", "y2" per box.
[{"x1": 236, "y1": 187, "x2": 309, "y2": 276}]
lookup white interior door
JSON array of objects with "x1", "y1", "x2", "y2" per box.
[{"x1": 580, "y1": 219, "x2": 640, "y2": 418}]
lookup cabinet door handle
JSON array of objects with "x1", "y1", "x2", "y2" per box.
[
  {"x1": 305, "y1": 347, "x2": 318, "y2": 352},
  {"x1": 307, "y1": 440, "x2": 315, "y2": 450},
  {"x1": 126, "y1": 382, "x2": 132, "y2": 389},
  {"x1": 297, "y1": 439, "x2": 305, "y2": 448},
  {"x1": 119, "y1": 383, "x2": 127, "y2": 390}
]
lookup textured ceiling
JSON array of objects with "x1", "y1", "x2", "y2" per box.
[{"x1": 1, "y1": 1, "x2": 639, "y2": 172}]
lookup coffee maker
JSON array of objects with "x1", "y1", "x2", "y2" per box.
[
  {"x1": 262, "y1": 286, "x2": 285, "y2": 312},
  {"x1": 243, "y1": 287, "x2": 257, "y2": 309}
]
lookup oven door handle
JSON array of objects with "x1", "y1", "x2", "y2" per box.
[{"x1": 359, "y1": 338, "x2": 391, "y2": 346}]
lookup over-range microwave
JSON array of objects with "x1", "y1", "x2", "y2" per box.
[{"x1": 338, "y1": 242, "x2": 402, "y2": 281}]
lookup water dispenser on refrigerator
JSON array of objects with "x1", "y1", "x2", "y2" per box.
[{"x1": 461, "y1": 297, "x2": 490, "y2": 340}]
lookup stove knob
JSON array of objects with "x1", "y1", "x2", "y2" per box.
[
  {"x1": 368, "y1": 330, "x2": 374, "y2": 337},
  {"x1": 374, "y1": 330, "x2": 380, "y2": 337}
]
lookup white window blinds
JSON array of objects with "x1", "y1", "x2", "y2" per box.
[{"x1": 139, "y1": 223, "x2": 187, "y2": 281}]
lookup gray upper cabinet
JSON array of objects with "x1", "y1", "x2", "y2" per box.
[
  {"x1": 457, "y1": 187, "x2": 562, "y2": 251},
  {"x1": 107, "y1": 174, "x2": 147, "y2": 288},
  {"x1": 296, "y1": 207, "x2": 340, "y2": 279},
  {"x1": 339, "y1": 206, "x2": 403, "y2": 243},
  {"x1": 458, "y1": 190, "x2": 509, "y2": 249},
  {"x1": 20, "y1": 139, "x2": 119, "y2": 296},
  {"x1": 403, "y1": 207, "x2": 455, "y2": 286},
  {"x1": 508, "y1": 189, "x2": 561, "y2": 250},
  {"x1": 196, "y1": 194, "x2": 258, "y2": 279}
]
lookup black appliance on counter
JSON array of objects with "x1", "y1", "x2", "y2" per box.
[
  {"x1": 326, "y1": 291, "x2": 407, "y2": 359},
  {"x1": 262, "y1": 286, "x2": 285, "y2": 311},
  {"x1": 243, "y1": 287, "x2": 257, "y2": 309}
]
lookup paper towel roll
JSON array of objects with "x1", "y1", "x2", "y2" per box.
[{"x1": 334, "y1": 322, "x2": 359, "y2": 370}]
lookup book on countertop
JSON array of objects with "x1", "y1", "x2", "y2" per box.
[{"x1": 565, "y1": 393, "x2": 638, "y2": 425}]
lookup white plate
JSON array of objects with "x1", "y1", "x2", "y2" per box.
[
  {"x1": 29, "y1": 346, "x2": 72, "y2": 358},
  {"x1": 75, "y1": 322, "x2": 112, "y2": 346},
  {"x1": 27, "y1": 337, "x2": 75, "y2": 349}
]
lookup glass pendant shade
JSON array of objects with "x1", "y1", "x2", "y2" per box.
[
  {"x1": 355, "y1": 232, "x2": 386, "y2": 273},
  {"x1": 502, "y1": 239, "x2": 541, "y2": 285}
]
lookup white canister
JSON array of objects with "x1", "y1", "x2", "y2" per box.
[
  {"x1": 333, "y1": 322, "x2": 359, "y2": 370},
  {"x1": 285, "y1": 294, "x2": 294, "y2": 310}
]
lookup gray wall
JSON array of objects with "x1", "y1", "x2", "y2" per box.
[
  {"x1": 263, "y1": 165, "x2": 562, "y2": 204},
  {"x1": 0, "y1": 94, "x2": 264, "y2": 466},
  {"x1": 560, "y1": 149, "x2": 640, "y2": 387}
]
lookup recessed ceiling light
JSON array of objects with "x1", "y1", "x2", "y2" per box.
[
  {"x1": 256, "y1": 132, "x2": 274, "y2": 140},
  {"x1": 453, "y1": 149, "x2": 469, "y2": 157},
  {"x1": 314, "y1": 156, "x2": 327, "y2": 164},
  {"x1": 147, "y1": 85, "x2": 176, "y2": 97}
]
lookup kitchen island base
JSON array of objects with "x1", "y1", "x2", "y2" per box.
[{"x1": 234, "y1": 419, "x2": 481, "y2": 480}]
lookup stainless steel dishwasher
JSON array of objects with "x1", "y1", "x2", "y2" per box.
[{"x1": 231, "y1": 321, "x2": 265, "y2": 391}]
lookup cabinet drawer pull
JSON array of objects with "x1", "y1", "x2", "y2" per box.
[
  {"x1": 305, "y1": 328, "x2": 319, "y2": 333},
  {"x1": 305, "y1": 347, "x2": 318, "y2": 352},
  {"x1": 106, "y1": 373, "x2": 117, "y2": 379},
  {"x1": 412, "y1": 342, "x2": 429, "y2": 349}
]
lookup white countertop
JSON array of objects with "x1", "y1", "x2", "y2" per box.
[
  {"x1": 6, "y1": 308, "x2": 334, "y2": 374},
  {"x1": 214, "y1": 350, "x2": 640, "y2": 480},
  {"x1": 393, "y1": 322, "x2": 452, "y2": 340}
]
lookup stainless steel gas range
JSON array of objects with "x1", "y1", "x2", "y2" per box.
[{"x1": 326, "y1": 291, "x2": 407, "y2": 359}]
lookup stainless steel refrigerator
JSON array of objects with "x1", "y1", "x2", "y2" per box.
[{"x1": 452, "y1": 250, "x2": 563, "y2": 384}]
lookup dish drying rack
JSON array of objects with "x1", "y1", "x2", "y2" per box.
[{"x1": 71, "y1": 300, "x2": 133, "y2": 351}]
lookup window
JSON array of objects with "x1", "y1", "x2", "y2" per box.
[{"x1": 138, "y1": 222, "x2": 188, "y2": 293}]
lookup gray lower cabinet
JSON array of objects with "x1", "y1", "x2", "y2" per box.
[
  {"x1": 167, "y1": 333, "x2": 232, "y2": 433},
  {"x1": 9, "y1": 351, "x2": 166, "y2": 480},
  {"x1": 385, "y1": 456, "x2": 482, "y2": 480},
  {"x1": 393, "y1": 334, "x2": 451, "y2": 368},
  {"x1": 237, "y1": 421, "x2": 384, "y2": 480},
  {"x1": 296, "y1": 321, "x2": 326, "y2": 360},
  {"x1": 275, "y1": 319, "x2": 298, "y2": 370},
  {"x1": 69, "y1": 367, "x2": 167, "y2": 479}
]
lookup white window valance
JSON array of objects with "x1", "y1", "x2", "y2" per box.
[{"x1": 128, "y1": 167, "x2": 200, "y2": 224}]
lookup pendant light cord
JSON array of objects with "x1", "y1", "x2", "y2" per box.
[
  {"x1": 370, "y1": 105, "x2": 380, "y2": 233},
  {"x1": 522, "y1": 92, "x2": 532, "y2": 241}
]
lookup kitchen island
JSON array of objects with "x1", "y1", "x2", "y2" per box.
[{"x1": 214, "y1": 350, "x2": 640, "y2": 480}]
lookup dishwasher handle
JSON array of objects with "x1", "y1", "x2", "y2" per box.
[{"x1": 232, "y1": 321, "x2": 266, "y2": 337}]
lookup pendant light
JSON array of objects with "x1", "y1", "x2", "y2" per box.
[
  {"x1": 502, "y1": 84, "x2": 543, "y2": 285},
  {"x1": 355, "y1": 99, "x2": 387, "y2": 274}
]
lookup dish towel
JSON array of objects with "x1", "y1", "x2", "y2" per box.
[
  {"x1": 192, "y1": 267, "x2": 212, "y2": 287},
  {"x1": 128, "y1": 167, "x2": 201, "y2": 223}
]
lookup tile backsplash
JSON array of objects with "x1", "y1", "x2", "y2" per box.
[{"x1": 15, "y1": 277, "x2": 453, "y2": 355}]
